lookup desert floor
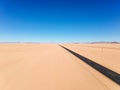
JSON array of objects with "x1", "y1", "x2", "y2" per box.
[{"x1": 0, "y1": 44, "x2": 119, "y2": 90}]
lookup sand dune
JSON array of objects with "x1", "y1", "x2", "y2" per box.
[{"x1": 0, "y1": 44, "x2": 119, "y2": 90}]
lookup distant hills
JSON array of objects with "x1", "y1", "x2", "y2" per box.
[
  {"x1": 0, "y1": 41, "x2": 120, "y2": 44},
  {"x1": 72, "y1": 41, "x2": 120, "y2": 44},
  {"x1": 90, "y1": 41, "x2": 120, "y2": 44}
]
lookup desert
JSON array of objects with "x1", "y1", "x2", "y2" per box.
[
  {"x1": 0, "y1": 43, "x2": 119, "y2": 90},
  {"x1": 1, "y1": 0, "x2": 120, "y2": 89}
]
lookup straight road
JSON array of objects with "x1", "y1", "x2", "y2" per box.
[
  {"x1": 62, "y1": 44, "x2": 120, "y2": 73},
  {"x1": 0, "y1": 44, "x2": 119, "y2": 90},
  {"x1": 59, "y1": 45, "x2": 120, "y2": 85}
]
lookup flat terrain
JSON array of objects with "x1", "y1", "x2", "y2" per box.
[
  {"x1": 63, "y1": 44, "x2": 120, "y2": 73},
  {"x1": 0, "y1": 44, "x2": 119, "y2": 90}
]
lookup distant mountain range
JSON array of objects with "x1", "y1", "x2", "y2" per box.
[
  {"x1": 71, "y1": 41, "x2": 120, "y2": 44},
  {"x1": 90, "y1": 41, "x2": 120, "y2": 44},
  {"x1": 0, "y1": 41, "x2": 120, "y2": 44}
]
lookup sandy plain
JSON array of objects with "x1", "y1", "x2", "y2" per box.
[
  {"x1": 63, "y1": 44, "x2": 120, "y2": 73},
  {"x1": 0, "y1": 44, "x2": 119, "y2": 90}
]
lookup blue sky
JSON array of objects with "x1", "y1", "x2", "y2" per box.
[{"x1": 0, "y1": 0, "x2": 120, "y2": 42}]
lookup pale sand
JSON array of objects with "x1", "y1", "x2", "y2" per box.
[
  {"x1": 63, "y1": 44, "x2": 120, "y2": 73},
  {"x1": 0, "y1": 44, "x2": 119, "y2": 90},
  {"x1": 63, "y1": 44, "x2": 120, "y2": 89}
]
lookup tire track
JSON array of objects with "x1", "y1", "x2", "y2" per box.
[{"x1": 59, "y1": 45, "x2": 120, "y2": 85}]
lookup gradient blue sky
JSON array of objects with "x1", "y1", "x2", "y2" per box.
[{"x1": 0, "y1": 0, "x2": 120, "y2": 42}]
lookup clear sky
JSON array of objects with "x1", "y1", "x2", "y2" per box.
[{"x1": 0, "y1": 0, "x2": 120, "y2": 43}]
